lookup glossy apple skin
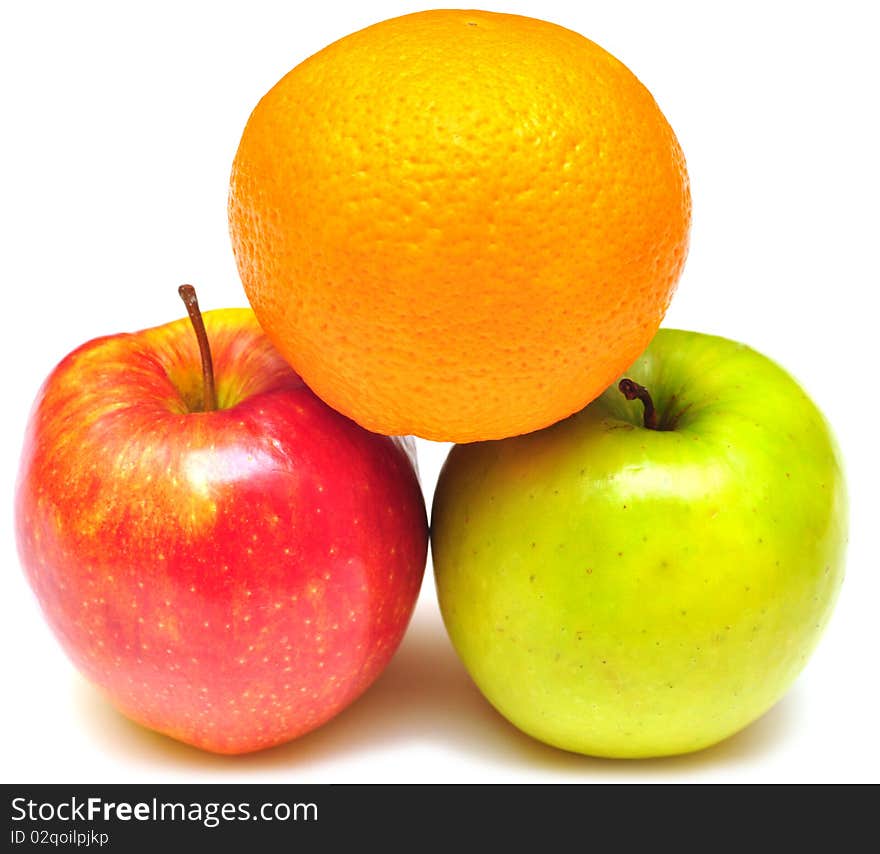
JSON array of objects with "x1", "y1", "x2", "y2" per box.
[
  {"x1": 16, "y1": 308, "x2": 428, "y2": 754},
  {"x1": 432, "y1": 329, "x2": 847, "y2": 758}
]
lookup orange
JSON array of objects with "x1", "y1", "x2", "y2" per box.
[{"x1": 229, "y1": 10, "x2": 690, "y2": 442}]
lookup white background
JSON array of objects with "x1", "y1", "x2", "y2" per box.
[{"x1": 2, "y1": 0, "x2": 877, "y2": 783}]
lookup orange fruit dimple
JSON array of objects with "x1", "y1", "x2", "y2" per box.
[{"x1": 229, "y1": 9, "x2": 691, "y2": 442}]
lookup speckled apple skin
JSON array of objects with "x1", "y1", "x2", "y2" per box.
[
  {"x1": 432, "y1": 329, "x2": 847, "y2": 758},
  {"x1": 16, "y1": 308, "x2": 428, "y2": 754}
]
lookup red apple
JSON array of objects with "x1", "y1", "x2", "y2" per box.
[{"x1": 15, "y1": 287, "x2": 428, "y2": 754}]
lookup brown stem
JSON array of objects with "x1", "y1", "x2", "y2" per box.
[
  {"x1": 178, "y1": 285, "x2": 217, "y2": 412},
  {"x1": 618, "y1": 378, "x2": 659, "y2": 430}
]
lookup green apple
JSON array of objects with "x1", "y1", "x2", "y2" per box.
[{"x1": 431, "y1": 329, "x2": 847, "y2": 758}]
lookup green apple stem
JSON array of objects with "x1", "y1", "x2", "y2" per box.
[
  {"x1": 618, "y1": 378, "x2": 660, "y2": 430},
  {"x1": 178, "y1": 285, "x2": 217, "y2": 412}
]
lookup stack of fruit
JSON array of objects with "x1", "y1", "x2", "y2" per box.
[{"x1": 15, "y1": 10, "x2": 846, "y2": 758}]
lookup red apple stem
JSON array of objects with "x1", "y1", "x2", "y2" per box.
[
  {"x1": 178, "y1": 285, "x2": 217, "y2": 412},
  {"x1": 618, "y1": 378, "x2": 659, "y2": 430}
]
